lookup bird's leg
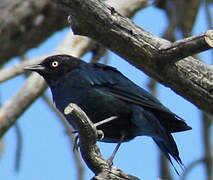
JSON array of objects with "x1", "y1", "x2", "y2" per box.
[
  {"x1": 94, "y1": 116, "x2": 118, "y2": 141},
  {"x1": 107, "y1": 131, "x2": 126, "y2": 165},
  {"x1": 94, "y1": 116, "x2": 118, "y2": 127},
  {"x1": 72, "y1": 116, "x2": 118, "y2": 151},
  {"x1": 72, "y1": 130, "x2": 82, "y2": 152},
  {"x1": 72, "y1": 116, "x2": 117, "y2": 135}
]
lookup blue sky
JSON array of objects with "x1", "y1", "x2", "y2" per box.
[{"x1": 0, "y1": 3, "x2": 212, "y2": 180}]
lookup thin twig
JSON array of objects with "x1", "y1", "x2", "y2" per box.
[
  {"x1": 14, "y1": 123, "x2": 23, "y2": 172},
  {"x1": 205, "y1": 0, "x2": 213, "y2": 29},
  {"x1": 204, "y1": 0, "x2": 213, "y2": 62},
  {"x1": 0, "y1": 73, "x2": 47, "y2": 137},
  {"x1": 0, "y1": 56, "x2": 45, "y2": 83},
  {"x1": 202, "y1": 112, "x2": 213, "y2": 180},
  {"x1": 181, "y1": 156, "x2": 213, "y2": 180},
  {"x1": 0, "y1": 138, "x2": 4, "y2": 158}
]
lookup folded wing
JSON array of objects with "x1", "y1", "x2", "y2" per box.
[{"x1": 83, "y1": 63, "x2": 192, "y2": 133}]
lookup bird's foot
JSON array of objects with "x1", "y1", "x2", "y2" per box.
[
  {"x1": 72, "y1": 129, "x2": 104, "y2": 151},
  {"x1": 72, "y1": 130, "x2": 78, "y2": 134},
  {"x1": 106, "y1": 158, "x2": 114, "y2": 167},
  {"x1": 97, "y1": 130, "x2": 104, "y2": 140},
  {"x1": 73, "y1": 134, "x2": 80, "y2": 152}
]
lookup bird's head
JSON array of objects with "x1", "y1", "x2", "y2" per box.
[{"x1": 24, "y1": 54, "x2": 84, "y2": 85}]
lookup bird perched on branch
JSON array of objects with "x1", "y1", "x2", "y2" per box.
[{"x1": 25, "y1": 54, "x2": 191, "y2": 174}]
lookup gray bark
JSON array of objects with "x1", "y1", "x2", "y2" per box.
[{"x1": 0, "y1": 0, "x2": 67, "y2": 64}]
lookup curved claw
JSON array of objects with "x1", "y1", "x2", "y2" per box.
[
  {"x1": 106, "y1": 159, "x2": 113, "y2": 167},
  {"x1": 72, "y1": 130, "x2": 78, "y2": 134},
  {"x1": 73, "y1": 135, "x2": 80, "y2": 152},
  {"x1": 97, "y1": 130, "x2": 105, "y2": 140}
]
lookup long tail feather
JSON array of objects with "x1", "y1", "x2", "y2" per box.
[{"x1": 153, "y1": 133, "x2": 184, "y2": 176}]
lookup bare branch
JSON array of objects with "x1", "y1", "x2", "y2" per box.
[
  {"x1": 0, "y1": 73, "x2": 47, "y2": 137},
  {"x1": 56, "y1": 0, "x2": 213, "y2": 114},
  {"x1": 202, "y1": 112, "x2": 213, "y2": 180},
  {"x1": 0, "y1": 0, "x2": 148, "y2": 65},
  {"x1": 0, "y1": 56, "x2": 45, "y2": 83},
  {"x1": 64, "y1": 103, "x2": 140, "y2": 180},
  {"x1": 0, "y1": 0, "x2": 68, "y2": 64},
  {"x1": 14, "y1": 123, "x2": 23, "y2": 172},
  {"x1": 181, "y1": 155, "x2": 213, "y2": 180},
  {"x1": 0, "y1": 138, "x2": 4, "y2": 158},
  {"x1": 0, "y1": 0, "x2": 148, "y2": 83},
  {"x1": 158, "y1": 0, "x2": 202, "y2": 38},
  {"x1": 0, "y1": 33, "x2": 91, "y2": 83},
  {"x1": 204, "y1": 0, "x2": 213, "y2": 30},
  {"x1": 159, "y1": 30, "x2": 213, "y2": 60}
]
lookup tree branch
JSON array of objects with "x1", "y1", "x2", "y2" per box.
[
  {"x1": 0, "y1": 0, "x2": 148, "y2": 83},
  {"x1": 0, "y1": 33, "x2": 92, "y2": 83},
  {"x1": 0, "y1": 0, "x2": 68, "y2": 64},
  {"x1": 0, "y1": 73, "x2": 47, "y2": 137},
  {"x1": 14, "y1": 123, "x2": 23, "y2": 172},
  {"x1": 181, "y1": 155, "x2": 213, "y2": 180},
  {"x1": 202, "y1": 112, "x2": 213, "y2": 180},
  {"x1": 64, "y1": 103, "x2": 140, "y2": 180},
  {"x1": 56, "y1": 0, "x2": 213, "y2": 114},
  {"x1": 0, "y1": 56, "x2": 45, "y2": 83},
  {"x1": 159, "y1": 30, "x2": 213, "y2": 60},
  {"x1": 0, "y1": 0, "x2": 147, "y2": 65}
]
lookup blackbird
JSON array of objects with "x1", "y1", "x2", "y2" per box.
[{"x1": 25, "y1": 54, "x2": 191, "y2": 174}]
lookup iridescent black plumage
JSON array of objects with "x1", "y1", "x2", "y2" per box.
[{"x1": 25, "y1": 54, "x2": 191, "y2": 174}]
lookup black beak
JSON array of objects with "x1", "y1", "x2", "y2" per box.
[{"x1": 24, "y1": 64, "x2": 45, "y2": 72}]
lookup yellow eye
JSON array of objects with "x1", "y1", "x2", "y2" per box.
[{"x1": 52, "y1": 61, "x2": 59, "y2": 67}]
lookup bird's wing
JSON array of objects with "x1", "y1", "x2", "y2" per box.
[
  {"x1": 85, "y1": 63, "x2": 172, "y2": 113},
  {"x1": 107, "y1": 88, "x2": 168, "y2": 112},
  {"x1": 80, "y1": 63, "x2": 191, "y2": 133}
]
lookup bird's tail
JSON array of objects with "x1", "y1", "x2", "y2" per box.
[
  {"x1": 132, "y1": 106, "x2": 185, "y2": 175},
  {"x1": 153, "y1": 133, "x2": 184, "y2": 176}
]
